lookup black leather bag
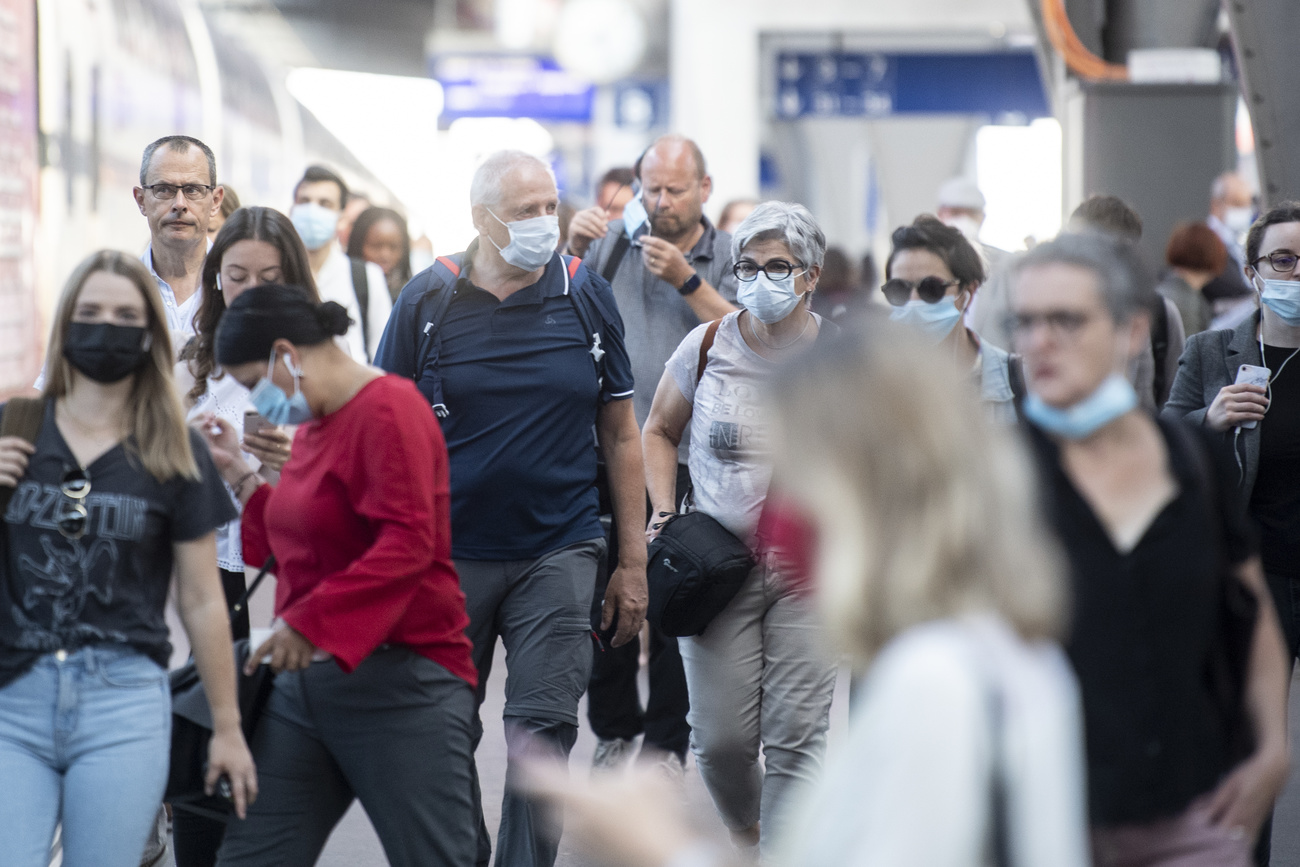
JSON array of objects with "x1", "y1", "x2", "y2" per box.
[
  {"x1": 646, "y1": 511, "x2": 756, "y2": 637},
  {"x1": 166, "y1": 558, "x2": 276, "y2": 820}
]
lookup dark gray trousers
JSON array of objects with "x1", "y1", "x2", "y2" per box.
[
  {"x1": 215, "y1": 646, "x2": 477, "y2": 867},
  {"x1": 456, "y1": 538, "x2": 604, "y2": 867}
]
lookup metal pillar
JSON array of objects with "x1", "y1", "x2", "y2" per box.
[{"x1": 1224, "y1": 0, "x2": 1300, "y2": 206}]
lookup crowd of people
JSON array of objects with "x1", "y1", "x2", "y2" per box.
[{"x1": 0, "y1": 129, "x2": 1295, "y2": 867}]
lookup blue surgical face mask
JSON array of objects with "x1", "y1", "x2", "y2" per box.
[
  {"x1": 1022, "y1": 373, "x2": 1138, "y2": 440},
  {"x1": 290, "y1": 203, "x2": 340, "y2": 251},
  {"x1": 487, "y1": 209, "x2": 560, "y2": 271},
  {"x1": 889, "y1": 297, "x2": 964, "y2": 342},
  {"x1": 1259, "y1": 277, "x2": 1300, "y2": 326},
  {"x1": 621, "y1": 190, "x2": 649, "y2": 239},
  {"x1": 249, "y1": 350, "x2": 313, "y2": 426},
  {"x1": 738, "y1": 272, "x2": 805, "y2": 324}
]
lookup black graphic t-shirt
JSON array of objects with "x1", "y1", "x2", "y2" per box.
[{"x1": 0, "y1": 401, "x2": 236, "y2": 687}]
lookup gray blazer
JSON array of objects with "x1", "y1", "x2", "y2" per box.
[{"x1": 1161, "y1": 310, "x2": 1260, "y2": 494}]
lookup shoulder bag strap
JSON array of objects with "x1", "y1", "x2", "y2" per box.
[
  {"x1": 601, "y1": 234, "x2": 632, "y2": 284},
  {"x1": 696, "y1": 319, "x2": 722, "y2": 385},
  {"x1": 0, "y1": 397, "x2": 46, "y2": 513},
  {"x1": 229, "y1": 556, "x2": 276, "y2": 622},
  {"x1": 350, "y1": 257, "x2": 371, "y2": 358}
]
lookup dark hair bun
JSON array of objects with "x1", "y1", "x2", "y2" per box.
[{"x1": 316, "y1": 301, "x2": 353, "y2": 337}]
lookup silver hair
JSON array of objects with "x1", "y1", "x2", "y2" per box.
[
  {"x1": 731, "y1": 201, "x2": 826, "y2": 269},
  {"x1": 1013, "y1": 232, "x2": 1155, "y2": 322},
  {"x1": 470, "y1": 150, "x2": 555, "y2": 209}
]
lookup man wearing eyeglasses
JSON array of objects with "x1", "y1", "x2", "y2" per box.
[
  {"x1": 132, "y1": 135, "x2": 223, "y2": 356},
  {"x1": 564, "y1": 135, "x2": 738, "y2": 779}
]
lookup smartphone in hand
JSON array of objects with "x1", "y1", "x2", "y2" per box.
[
  {"x1": 243, "y1": 409, "x2": 272, "y2": 437},
  {"x1": 1235, "y1": 364, "x2": 1271, "y2": 429}
]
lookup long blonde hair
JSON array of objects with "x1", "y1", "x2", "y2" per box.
[
  {"x1": 42, "y1": 251, "x2": 199, "y2": 482},
  {"x1": 768, "y1": 320, "x2": 1065, "y2": 665}
]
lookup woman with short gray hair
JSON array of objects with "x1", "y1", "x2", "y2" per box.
[{"x1": 642, "y1": 200, "x2": 836, "y2": 856}]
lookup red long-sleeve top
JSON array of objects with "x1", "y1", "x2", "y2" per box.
[{"x1": 241, "y1": 375, "x2": 476, "y2": 686}]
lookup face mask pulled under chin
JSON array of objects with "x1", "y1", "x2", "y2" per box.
[
  {"x1": 1022, "y1": 373, "x2": 1138, "y2": 440},
  {"x1": 487, "y1": 209, "x2": 560, "y2": 271}
]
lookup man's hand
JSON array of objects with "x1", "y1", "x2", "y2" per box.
[
  {"x1": 246, "y1": 623, "x2": 317, "y2": 674},
  {"x1": 638, "y1": 236, "x2": 694, "y2": 289},
  {"x1": 566, "y1": 206, "x2": 610, "y2": 258},
  {"x1": 601, "y1": 563, "x2": 647, "y2": 648}
]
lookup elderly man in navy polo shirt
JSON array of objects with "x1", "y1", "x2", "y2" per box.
[{"x1": 375, "y1": 150, "x2": 647, "y2": 867}]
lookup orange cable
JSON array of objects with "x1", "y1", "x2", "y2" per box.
[{"x1": 1041, "y1": 0, "x2": 1128, "y2": 81}]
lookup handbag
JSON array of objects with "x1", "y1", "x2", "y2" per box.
[
  {"x1": 166, "y1": 557, "x2": 276, "y2": 820},
  {"x1": 646, "y1": 510, "x2": 756, "y2": 637}
]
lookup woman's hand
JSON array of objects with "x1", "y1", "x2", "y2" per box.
[
  {"x1": 246, "y1": 623, "x2": 316, "y2": 675},
  {"x1": 645, "y1": 510, "x2": 676, "y2": 542},
  {"x1": 1206, "y1": 384, "x2": 1268, "y2": 431},
  {"x1": 194, "y1": 414, "x2": 245, "y2": 474},
  {"x1": 243, "y1": 427, "x2": 292, "y2": 473},
  {"x1": 205, "y1": 724, "x2": 258, "y2": 819},
  {"x1": 1206, "y1": 746, "x2": 1289, "y2": 843},
  {"x1": 0, "y1": 435, "x2": 34, "y2": 487}
]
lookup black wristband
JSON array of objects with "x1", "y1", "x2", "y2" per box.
[{"x1": 678, "y1": 272, "x2": 702, "y2": 295}]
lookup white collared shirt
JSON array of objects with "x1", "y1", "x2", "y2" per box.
[
  {"x1": 313, "y1": 243, "x2": 392, "y2": 363},
  {"x1": 141, "y1": 241, "x2": 211, "y2": 355}
]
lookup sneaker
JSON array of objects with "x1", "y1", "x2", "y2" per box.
[
  {"x1": 649, "y1": 750, "x2": 686, "y2": 785},
  {"x1": 591, "y1": 737, "x2": 636, "y2": 771}
]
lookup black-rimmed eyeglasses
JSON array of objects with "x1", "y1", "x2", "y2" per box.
[
  {"x1": 733, "y1": 259, "x2": 806, "y2": 282},
  {"x1": 58, "y1": 467, "x2": 91, "y2": 540},
  {"x1": 141, "y1": 183, "x2": 215, "y2": 201}
]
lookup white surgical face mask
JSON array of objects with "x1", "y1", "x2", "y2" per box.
[
  {"x1": 487, "y1": 209, "x2": 560, "y2": 271},
  {"x1": 1224, "y1": 206, "x2": 1254, "y2": 236},
  {"x1": 290, "y1": 203, "x2": 340, "y2": 251},
  {"x1": 738, "y1": 272, "x2": 805, "y2": 324},
  {"x1": 942, "y1": 214, "x2": 983, "y2": 247}
]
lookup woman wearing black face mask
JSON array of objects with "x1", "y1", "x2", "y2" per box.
[{"x1": 0, "y1": 251, "x2": 257, "y2": 867}]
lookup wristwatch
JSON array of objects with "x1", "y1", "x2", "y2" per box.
[{"x1": 678, "y1": 272, "x2": 702, "y2": 296}]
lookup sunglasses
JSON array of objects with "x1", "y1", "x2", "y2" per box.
[
  {"x1": 58, "y1": 466, "x2": 91, "y2": 540},
  {"x1": 880, "y1": 276, "x2": 957, "y2": 307}
]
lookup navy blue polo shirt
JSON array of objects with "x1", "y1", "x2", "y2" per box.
[{"x1": 376, "y1": 248, "x2": 633, "y2": 561}]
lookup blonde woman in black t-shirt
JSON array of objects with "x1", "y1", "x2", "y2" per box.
[{"x1": 0, "y1": 251, "x2": 256, "y2": 867}]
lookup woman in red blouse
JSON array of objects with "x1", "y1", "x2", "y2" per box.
[{"x1": 200, "y1": 284, "x2": 477, "y2": 867}]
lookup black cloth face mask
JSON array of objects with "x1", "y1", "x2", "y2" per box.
[{"x1": 63, "y1": 322, "x2": 151, "y2": 383}]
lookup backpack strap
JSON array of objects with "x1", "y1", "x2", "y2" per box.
[
  {"x1": 349, "y1": 256, "x2": 371, "y2": 359},
  {"x1": 1007, "y1": 353, "x2": 1027, "y2": 403},
  {"x1": 411, "y1": 255, "x2": 466, "y2": 419},
  {"x1": 0, "y1": 397, "x2": 45, "y2": 513},
  {"x1": 1150, "y1": 296, "x2": 1170, "y2": 405},
  {"x1": 696, "y1": 319, "x2": 722, "y2": 385},
  {"x1": 562, "y1": 256, "x2": 608, "y2": 388}
]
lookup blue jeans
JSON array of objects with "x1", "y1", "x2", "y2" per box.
[{"x1": 0, "y1": 644, "x2": 171, "y2": 867}]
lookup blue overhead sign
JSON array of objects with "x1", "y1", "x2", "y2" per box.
[
  {"x1": 434, "y1": 55, "x2": 595, "y2": 122},
  {"x1": 775, "y1": 51, "x2": 1049, "y2": 121}
]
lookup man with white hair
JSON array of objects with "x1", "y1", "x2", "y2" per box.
[{"x1": 374, "y1": 150, "x2": 647, "y2": 867}]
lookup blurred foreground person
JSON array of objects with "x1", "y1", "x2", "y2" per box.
[
  {"x1": 642, "y1": 202, "x2": 836, "y2": 855},
  {"x1": 1012, "y1": 234, "x2": 1289, "y2": 866},
  {"x1": 205, "y1": 286, "x2": 477, "y2": 866},
  {"x1": 0, "y1": 251, "x2": 256, "y2": 866},
  {"x1": 882, "y1": 215, "x2": 1020, "y2": 422},
  {"x1": 530, "y1": 316, "x2": 1090, "y2": 867}
]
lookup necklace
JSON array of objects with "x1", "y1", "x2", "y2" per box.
[{"x1": 747, "y1": 310, "x2": 814, "y2": 351}]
